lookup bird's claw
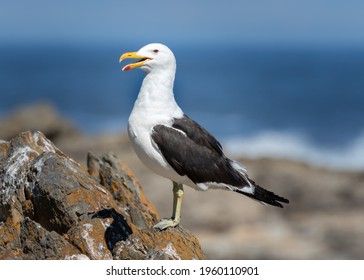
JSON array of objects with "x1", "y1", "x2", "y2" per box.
[{"x1": 153, "y1": 218, "x2": 179, "y2": 230}]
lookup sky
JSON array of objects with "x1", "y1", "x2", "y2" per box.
[{"x1": 1, "y1": 0, "x2": 364, "y2": 47}]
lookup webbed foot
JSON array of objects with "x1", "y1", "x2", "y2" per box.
[
  {"x1": 153, "y1": 182, "x2": 184, "y2": 231},
  {"x1": 153, "y1": 218, "x2": 180, "y2": 230}
]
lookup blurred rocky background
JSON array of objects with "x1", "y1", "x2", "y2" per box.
[{"x1": 1, "y1": 103, "x2": 363, "y2": 259}]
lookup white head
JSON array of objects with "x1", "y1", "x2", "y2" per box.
[{"x1": 119, "y1": 43, "x2": 176, "y2": 74}]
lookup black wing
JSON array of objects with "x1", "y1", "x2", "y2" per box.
[
  {"x1": 151, "y1": 115, "x2": 289, "y2": 208},
  {"x1": 151, "y1": 115, "x2": 242, "y2": 185},
  {"x1": 172, "y1": 115, "x2": 223, "y2": 156}
]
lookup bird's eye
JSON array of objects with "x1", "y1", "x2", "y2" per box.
[{"x1": 152, "y1": 49, "x2": 159, "y2": 54}]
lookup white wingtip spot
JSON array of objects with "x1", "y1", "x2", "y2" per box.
[{"x1": 239, "y1": 185, "x2": 255, "y2": 195}]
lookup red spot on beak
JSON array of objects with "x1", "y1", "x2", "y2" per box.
[{"x1": 123, "y1": 65, "x2": 131, "y2": 71}]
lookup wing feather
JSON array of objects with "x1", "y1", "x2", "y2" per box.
[
  {"x1": 151, "y1": 115, "x2": 289, "y2": 208},
  {"x1": 151, "y1": 116, "x2": 241, "y2": 185}
]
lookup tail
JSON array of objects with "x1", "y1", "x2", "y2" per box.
[
  {"x1": 235, "y1": 177, "x2": 289, "y2": 208},
  {"x1": 229, "y1": 159, "x2": 289, "y2": 207}
]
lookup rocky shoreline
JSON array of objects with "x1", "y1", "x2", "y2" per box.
[{"x1": 1, "y1": 103, "x2": 363, "y2": 259}]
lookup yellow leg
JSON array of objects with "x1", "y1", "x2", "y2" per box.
[{"x1": 154, "y1": 181, "x2": 184, "y2": 230}]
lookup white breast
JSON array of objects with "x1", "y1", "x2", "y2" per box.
[
  {"x1": 128, "y1": 111, "x2": 197, "y2": 187},
  {"x1": 126, "y1": 59, "x2": 200, "y2": 189}
]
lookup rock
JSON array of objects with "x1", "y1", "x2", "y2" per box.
[
  {"x1": 0, "y1": 103, "x2": 79, "y2": 143},
  {"x1": 114, "y1": 227, "x2": 206, "y2": 260},
  {"x1": 0, "y1": 131, "x2": 206, "y2": 260},
  {"x1": 87, "y1": 152, "x2": 159, "y2": 230},
  {"x1": 20, "y1": 217, "x2": 82, "y2": 260}
]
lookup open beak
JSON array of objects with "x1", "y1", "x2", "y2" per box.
[{"x1": 119, "y1": 51, "x2": 152, "y2": 71}]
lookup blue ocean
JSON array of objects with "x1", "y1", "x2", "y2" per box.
[{"x1": 1, "y1": 44, "x2": 363, "y2": 170}]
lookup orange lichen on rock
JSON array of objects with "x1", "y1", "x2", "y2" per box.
[{"x1": 0, "y1": 131, "x2": 205, "y2": 260}]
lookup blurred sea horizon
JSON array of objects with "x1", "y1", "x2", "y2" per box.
[{"x1": 1, "y1": 43, "x2": 363, "y2": 170}]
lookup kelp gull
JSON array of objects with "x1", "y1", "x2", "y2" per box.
[{"x1": 119, "y1": 43, "x2": 289, "y2": 230}]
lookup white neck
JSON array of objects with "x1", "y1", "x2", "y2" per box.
[{"x1": 131, "y1": 67, "x2": 184, "y2": 122}]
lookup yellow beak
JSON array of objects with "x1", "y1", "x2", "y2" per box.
[{"x1": 119, "y1": 51, "x2": 152, "y2": 71}]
